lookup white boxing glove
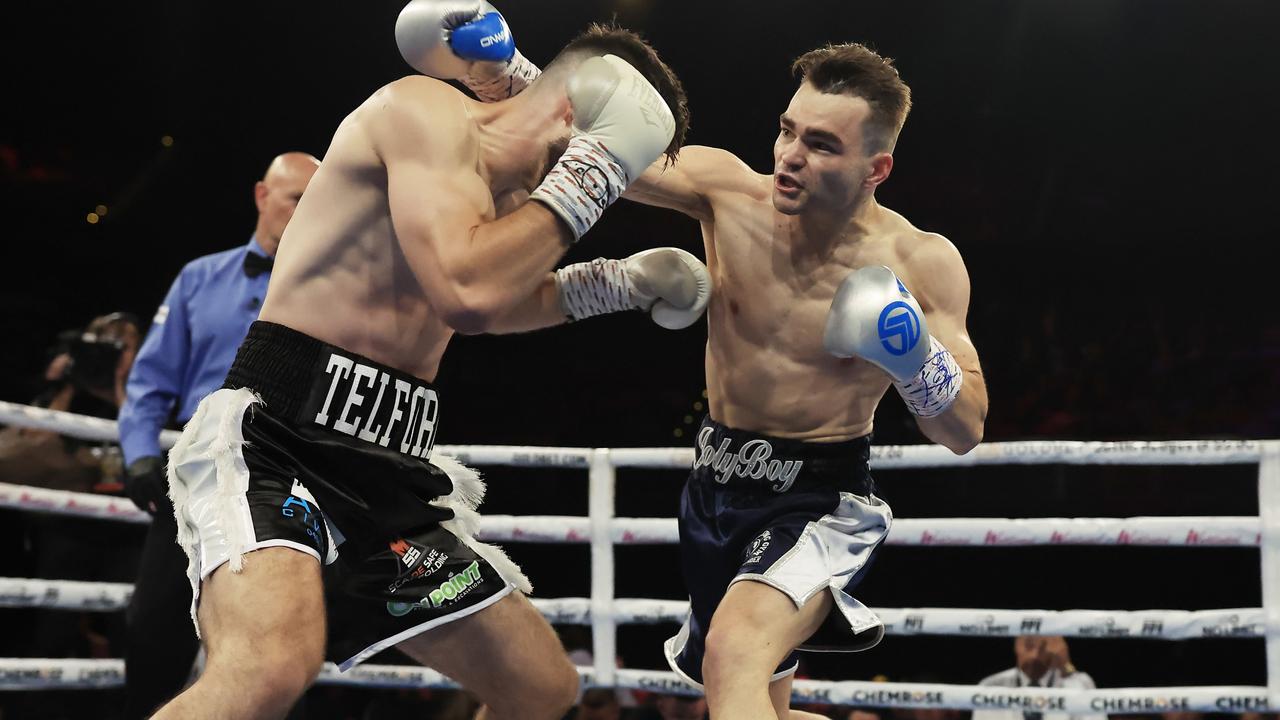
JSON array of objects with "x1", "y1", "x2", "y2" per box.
[
  {"x1": 530, "y1": 55, "x2": 676, "y2": 241},
  {"x1": 555, "y1": 248, "x2": 711, "y2": 330},
  {"x1": 823, "y1": 265, "x2": 963, "y2": 417},
  {"x1": 395, "y1": 0, "x2": 540, "y2": 101}
]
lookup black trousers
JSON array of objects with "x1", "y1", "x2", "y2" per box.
[{"x1": 122, "y1": 502, "x2": 199, "y2": 719}]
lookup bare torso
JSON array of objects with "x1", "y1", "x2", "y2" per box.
[
  {"x1": 260, "y1": 79, "x2": 523, "y2": 382},
  {"x1": 688, "y1": 152, "x2": 950, "y2": 441}
]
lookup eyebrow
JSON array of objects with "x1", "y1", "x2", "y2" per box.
[{"x1": 779, "y1": 114, "x2": 843, "y2": 147}]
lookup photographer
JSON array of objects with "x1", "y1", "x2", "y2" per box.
[
  {"x1": 0, "y1": 312, "x2": 140, "y2": 490},
  {"x1": 0, "y1": 312, "x2": 142, "y2": 720}
]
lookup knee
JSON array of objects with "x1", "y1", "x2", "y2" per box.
[
  {"x1": 262, "y1": 645, "x2": 325, "y2": 696},
  {"x1": 208, "y1": 644, "x2": 324, "y2": 715},
  {"x1": 242, "y1": 661, "x2": 321, "y2": 717},
  {"x1": 543, "y1": 660, "x2": 580, "y2": 716},
  {"x1": 702, "y1": 621, "x2": 767, "y2": 686}
]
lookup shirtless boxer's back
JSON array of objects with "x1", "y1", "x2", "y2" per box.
[
  {"x1": 627, "y1": 44, "x2": 990, "y2": 719},
  {"x1": 152, "y1": 17, "x2": 699, "y2": 720}
]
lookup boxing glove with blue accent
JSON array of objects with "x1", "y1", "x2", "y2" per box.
[
  {"x1": 395, "y1": 0, "x2": 541, "y2": 101},
  {"x1": 824, "y1": 265, "x2": 963, "y2": 417}
]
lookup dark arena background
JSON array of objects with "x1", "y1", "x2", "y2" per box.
[{"x1": 2, "y1": 0, "x2": 1279, "y2": 719}]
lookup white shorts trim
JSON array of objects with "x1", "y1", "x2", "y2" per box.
[
  {"x1": 662, "y1": 620, "x2": 798, "y2": 691},
  {"x1": 168, "y1": 388, "x2": 260, "y2": 636},
  {"x1": 197, "y1": 540, "x2": 323, "y2": 582},
  {"x1": 337, "y1": 582, "x2": 516, "y2": 671}
]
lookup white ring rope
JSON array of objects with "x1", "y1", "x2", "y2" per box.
[
  {"x1": 0, "y1": 577, "x2": 1264, "y2": 640},
  {"x1": 0, "y1": 658, "x2": 1268, "y2": 714},
  {"x1": 0, "y1": 483, "x2": 1261, "y2": 547},
  {"x1": 2, "y1": 401, "x2": 1277, "y2": 702},
  {"x1": 0, "y1": 400, "x2": 1266, "y2": 468}
]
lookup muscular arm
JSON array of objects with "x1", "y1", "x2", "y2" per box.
[
  {"x1": 375, "y1": 79, "x2": 573, "y2": 334},
  {"x1": 624, "y1": 145, "x2": 752, "y2": 221},
  {"x1": 477, "y1": 147, "x2": 749, "y2": 335},
  {"x1": 465, "y1": 272, "x2": 566, "y2": 334},
  {"x1": 911, "y1": 240, "x2": 988, "y2": 453}
]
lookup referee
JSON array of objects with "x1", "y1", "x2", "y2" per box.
[{"x1": 117, "y1": 152, "x2": 319, "y2": 718}]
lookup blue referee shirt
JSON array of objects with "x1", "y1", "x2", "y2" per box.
[{"x1": 119, "y1": 236, "x2": 272, "y2": 464}]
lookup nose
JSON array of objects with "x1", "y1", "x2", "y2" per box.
[{"x1": 777, "y1": 138, "x2": 806, "y2": 170}]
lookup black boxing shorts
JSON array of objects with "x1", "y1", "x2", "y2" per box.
[{"x1": 167, "y1": 321, "x2": 529, "y2": 670}]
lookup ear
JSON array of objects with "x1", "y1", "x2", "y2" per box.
[
  {"x1": 254, "y1": 181, "x2": 269, "y2": 212},
  {"x1": 560, "y1": 94, "x2": 574, "y2": 128},
  {"x1": 865, "y1": 152, "x2": 894, "y2": 188}
]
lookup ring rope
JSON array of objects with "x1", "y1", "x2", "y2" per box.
[
  {"x1": 0, "y1": 577, "x2": 1264, "y2": 640},
  {"x1": 0, "y1": 658, "x2": 1267, "y2": 714},
  {"x1": 0, "y1": 401, "x2": 1266, "y2": 468},
  {"x1": 0, "y1": 483, "x2": 1261, "y2": 547},
  {"x1": 2, "y1": 401, "x2": 1276, "y2": 700}
]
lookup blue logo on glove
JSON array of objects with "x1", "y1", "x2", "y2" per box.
[
  {"x1": 449, "y1": 12, "x2": 515, "y2": 63},
  {"x1": 878, "y1": 301, "x2": 921, "y2": 356}
]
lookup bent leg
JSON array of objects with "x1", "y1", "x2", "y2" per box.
[
  {"x1": 702, "y1": 580, "x2": 831, "y2": 720},
  {"x1": 397, "y1": 591, "x2": 578, "y2": 720},
  {"x1": 151, "y1": 548, "x2": 325, "y2": 720}
]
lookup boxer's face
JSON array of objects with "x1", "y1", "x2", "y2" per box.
[{"x1": 773, "y1": 82, "x2": 889, "y2": 216}]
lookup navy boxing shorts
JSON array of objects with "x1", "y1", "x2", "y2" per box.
[{"x1": 665, "y1": 416, "x2": 892, "y2": 687}]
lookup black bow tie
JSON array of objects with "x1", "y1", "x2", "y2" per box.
[{"x1": 243, "y1": 252, "x2": 274, "y2": 278}]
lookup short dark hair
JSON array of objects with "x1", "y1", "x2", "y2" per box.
[
  {"x1": 791, "y1": 43, "x2": 912, "y2": 152},
  {"x1": 548, "y1": 23, "x2": 690, "y2": 163}
]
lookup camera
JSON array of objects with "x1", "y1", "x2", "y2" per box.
[{"x1": 67, "y1": 334, "x2": 125, "y2": 392}]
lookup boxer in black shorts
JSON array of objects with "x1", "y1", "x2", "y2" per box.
[
  {"x1": 152, "y1": 13, "x2": 699, "y2": 720},
  {"x1": 170, "y1": 322, "x2": 521, "y2": 670}
]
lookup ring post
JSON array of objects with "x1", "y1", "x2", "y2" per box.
[
  {"x1": 1259, "y1": 441, "x2": 1280, "y2": 710},
  {"x1": 589, "y1": 448, "x2": 617, "y2": 687}
]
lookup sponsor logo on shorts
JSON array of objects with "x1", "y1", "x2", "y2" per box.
[
  {"x1": 313, "y1": 353, "x2": 440, "y2": 460},
  {"x1": 386, "y1": 538, "x2": 449, "y2": 594},
  {"x1": 386, "y1": 561, "x2": 482, "y2": 616},
  {"x1": 693, "y1": 427, "x2": 803, "y2": 493},
  {"x1": 280, "y1": 481, "x2": 323, "y2": 550},
  {"x1": 743, "y1": 530, "x2": 772, "y2": 565}
]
